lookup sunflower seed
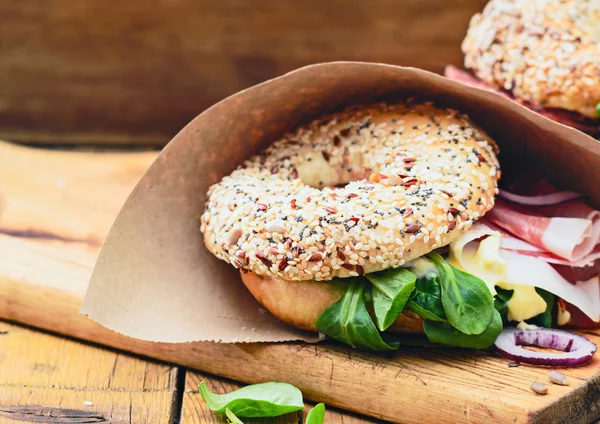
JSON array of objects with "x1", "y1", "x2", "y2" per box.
[
  {"x1": 530, "y1": 382, "x2": 548, "y2": 395},
  {"x1": 548, "y1": 371, "x2": 569, "y2": 386}
]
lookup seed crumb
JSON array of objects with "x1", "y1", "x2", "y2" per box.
[
  {"x1": 548, "y1": 371, "x2": 569, "y2": 386},
  {"x1": 83, "y1": 401, "x2": 93, "y2": 406},
  {"x1": 508, "y1": 361, "x2": 520, "y2": 368},
  {"x1": 530, "y1": 382, "x2": 548, "y2": 395}
]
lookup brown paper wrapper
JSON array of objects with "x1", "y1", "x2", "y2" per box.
[{"x1": 82, "y1": 62, "x2": 600, "y2": 343}]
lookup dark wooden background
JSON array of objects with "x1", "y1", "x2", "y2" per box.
[{"x1": 1, "y1": 0, "x2": 487, "y2": 145}]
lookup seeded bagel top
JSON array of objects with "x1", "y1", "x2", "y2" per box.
[{"x1": 201, "y1": 100, "x2": 500, "y2": 281}]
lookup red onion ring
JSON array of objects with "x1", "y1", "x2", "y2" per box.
[
  {"x1": 494, "y1": 327, "x2": 597, "y2": 366},
  {"x1": 498, "y1": 189, "x2": 583, "y2": 206}
]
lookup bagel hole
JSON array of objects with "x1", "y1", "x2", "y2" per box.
[{"x1": 295, "y1": 147, "x2": 369, "y2": 189}]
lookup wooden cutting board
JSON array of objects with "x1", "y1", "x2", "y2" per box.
[{"x1": 1, "y1": 140, "x2": 599, "y2": 424}]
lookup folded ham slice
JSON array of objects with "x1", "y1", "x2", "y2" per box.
[
  {"x1": 486, "y1": 198, "x2": 600, "y2": 264},
  {"x1": 444, "y1": 66, "x2": 600, "y2": 137},
  {"x1": 553, "y1": 259, "x2": 600, "y2": 286},
  {"x1": 498, "y1": 189, "x2": 582, "y2": 206},
  {"x1": 481, "y1": 218, "x2": 600, "y2": 268}
]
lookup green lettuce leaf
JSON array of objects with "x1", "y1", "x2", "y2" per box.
[
  {"x1": 306, "y1": 403, "x2": 326, "y2": 424},
  {"x1": 428, "y1": 252, "x2": 494, "y2": 335},
  {"x1": 493, "y1": 286, "x2": 514, "y2": 324},
  {"x1": 198, "y1": 381, "x2": 303, "y2": 418},
  {"x1": 366, "y1": 268, "x2": 416, "y2": 331},
  {"x1": 315, "y1": 278, "x2": 399, "y2": 352},
  {"x1": 407, "y1": 274, "x2": 446, "y2": 322},
  {"x1": 423, "y1": 309, "x2": 503, "y2": 349}
]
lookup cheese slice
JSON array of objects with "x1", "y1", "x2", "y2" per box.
[
  {"x1": 496, "y1": 282, "x2": 547, "y2": 322},
  {"x1": 447, "y1": 224, "x2": 504, "y2": 293}
]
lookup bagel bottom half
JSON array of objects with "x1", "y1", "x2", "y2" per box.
[{"x1": 240, "y1": 271, "x2": 424, "y2": 334}]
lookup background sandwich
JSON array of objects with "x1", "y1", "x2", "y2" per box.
[{"x1": 446, "y1": 0, "x2": 600, "y2": 138}]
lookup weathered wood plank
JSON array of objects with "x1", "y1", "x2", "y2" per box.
[
  {"x1": 0, "y1": 141, "x2": 156, "y2": 243},
  {"x1": 0, "y1": 321, "x2": 179, "y2": 424},
  {"x1": 0, "y1": 0, "x2": 487, "y2": 145}
]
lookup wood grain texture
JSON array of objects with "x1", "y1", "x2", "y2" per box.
[
  {"x1": 1, "y1": 141, "x2": 599, "y2": 423},
  {"x1": 0, "y1": 141, "x2": 157, "y2": 244},
  {"x1": 0, "y1": 318, "x2": 345, "y2": 424},
  {"x1": 0, "y1": 0, "x2": 486, "y2": 146},
  {"x1": 0, "y1": 321, "x2": 179, "y2": 424}
]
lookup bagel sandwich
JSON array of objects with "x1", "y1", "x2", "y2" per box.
[
  {"x1": 446, "y1": 0, "x2": 600, "y2": 138},
  {"x1": 201, "y1": 100, "x2": 600, "y2": 352}
]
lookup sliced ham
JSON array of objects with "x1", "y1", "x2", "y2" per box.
[
  {"x1": 463, "y1": 219, "x2": 598, "y2": 268},
  {"x1": 486, "y1": 198, "x2": 600, "y2": 263},
  {"x1": 553, "y1": 258, "x2": 600, "y2": 284},
  {"x1": 498, "y1": 189, "x2": 582, "y2": 206},
  {"x1": 498, "y1": 236, "x2": 600, "y2": 269},
  {"x1": 444, "y1": 66, "x2": 600, "y2": 136}
]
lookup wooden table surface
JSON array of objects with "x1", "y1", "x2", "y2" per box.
[
  {"x1": 1, "y1": 140, "x2": 598, "y2": 423},
  {"x1": 0, "y1": 140, "x2": 373, "y2": 423},
  {"x1": 0, "y1": 320, "x2": 373, "y2": 423}
]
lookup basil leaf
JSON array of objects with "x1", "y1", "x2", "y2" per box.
[
  {"x1": 493, "y1": 286, "x2": 514, "y2": 324},
  {"x1": 407, "y1": 275, "x2": 446, "y2": 322},
  {"x1": 306, "y1": 403, "x2": 326, "y2": 424},
  {"x1": 226, "y1": 408, "x2": 244, "y2": 424},
  {"x1": 423, "y1": 309, "x2": 503, "y2": 349},
  {"x1": 366, "y1": 268, "x2": 416, "y2": 330},
  {"x1": 198, "y1": 381, "x2": 303, "y2": 417},
  {"x1": 315, "y1": 278, "x2": 399, "y2": 352},
  {"x1": 428, "y1": 252, "x2": 494, "y2": 335},
  {"x1": 528, "y1": 288, "x2": 555, "y2": 328}
]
